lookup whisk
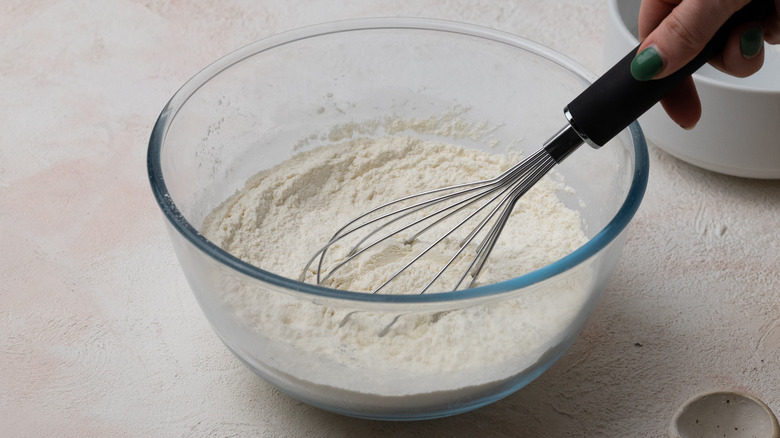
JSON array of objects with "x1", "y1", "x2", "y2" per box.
[{"x1": 301, "y1": 0, "x2": 774, "y2": 294}]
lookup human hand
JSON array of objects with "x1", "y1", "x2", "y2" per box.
[{"x1": 631, "y1": 0, "x2": 780, "y2": 129}]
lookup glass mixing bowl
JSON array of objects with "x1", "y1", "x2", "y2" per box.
[{"x1": 148, "y1": 18, "x2": 648, "y2": 420}]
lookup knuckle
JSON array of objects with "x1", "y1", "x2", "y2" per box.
[{"x1": 664, "y1": 13, "x2": 706, "y2": 52}]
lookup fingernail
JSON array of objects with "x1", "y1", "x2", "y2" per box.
[
  {"x1": 740, "y1": 26, "x2": 763, "y2": 58},
  {"x1": 631, "y1": 45, "x2": 664, "y2": 81}
]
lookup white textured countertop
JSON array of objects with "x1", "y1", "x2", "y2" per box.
[{"x1": 2, "y1": 1, "x2": 778, "y2": 436}]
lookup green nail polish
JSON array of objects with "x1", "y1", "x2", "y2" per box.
[
  {"x1": 741, "y1": 26, "x2": 763, "y2": 58},
  {"x1": 630, "y1": 46, "x2": 664, "y2": 81}
]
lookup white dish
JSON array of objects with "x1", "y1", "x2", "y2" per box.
[
  {"x1": 605, "y1": 0, "x2": 780, "y2": 179},
  {"x1": 669, "y1": 391, "x2": 779, "y2": 438}
]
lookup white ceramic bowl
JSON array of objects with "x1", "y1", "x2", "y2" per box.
[{"x1": 605, "y1": 0, "x2": 780, "y2": 179}]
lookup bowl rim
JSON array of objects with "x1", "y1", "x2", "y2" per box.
[
  {"x1": 147, "y1": 17, "x2": 649, "y2": 304},
  {"x1": 607, "y1": 0, "x2": 780, "y2": 95}
]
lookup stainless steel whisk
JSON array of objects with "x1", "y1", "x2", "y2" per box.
[
  {"x1": 301, "y1": 0, "x2": 773, "y2": 294},
  {"x1": 299, "y1": 129, "x2": 576, "y2": 294}
]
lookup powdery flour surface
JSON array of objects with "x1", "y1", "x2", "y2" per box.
[{"x1": 200, "y1": 135, "x2": 593, "y2": 399}]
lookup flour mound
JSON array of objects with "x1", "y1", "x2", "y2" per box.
[
  {"x1": 200, "y1": 135, "x2": 591, "y2": 398},
  {"x1": 203, "y1": 136, "x2": 585, "y2": 292}
]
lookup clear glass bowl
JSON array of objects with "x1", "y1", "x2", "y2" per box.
[{"x1": 148, "y1": 18, "x2": 648, "y2": 421}]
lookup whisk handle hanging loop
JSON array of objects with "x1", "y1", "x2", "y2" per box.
[{"x1": 565, "y1": 0, "x2": 775, "y2": 148}]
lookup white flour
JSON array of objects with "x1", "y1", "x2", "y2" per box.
[{"x1": 201, "y1": 133, "x2": 592, "y2": 400}]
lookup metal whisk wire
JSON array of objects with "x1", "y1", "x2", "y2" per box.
[{"x1": 300, "y1": 146, "x2": 557, "y2": 294}]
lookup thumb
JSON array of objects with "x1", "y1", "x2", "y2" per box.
[{"x1": 632, "y1": 0, "x2": 750, "y2": 81}]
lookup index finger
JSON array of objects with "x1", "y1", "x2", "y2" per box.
[{"x1": 637, "y1": 0, "x2": 751, "y2": 78}]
